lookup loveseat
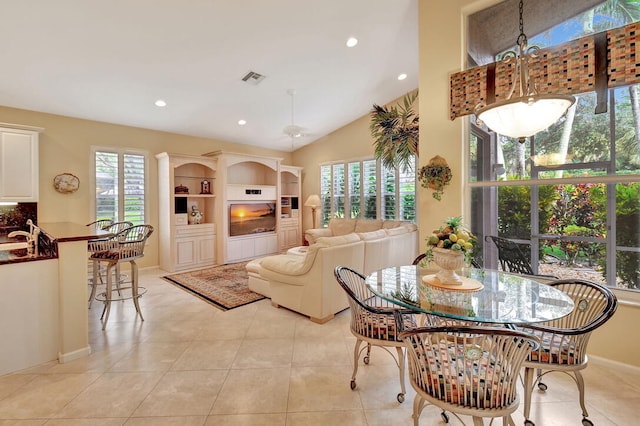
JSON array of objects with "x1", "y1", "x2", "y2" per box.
[{"x1": 246, "y1": 218, "x2": 418, "y2": 323}]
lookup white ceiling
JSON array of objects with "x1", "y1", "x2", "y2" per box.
[{"x1": 0, "y1": 0, "x2": 418, "y2": 152}]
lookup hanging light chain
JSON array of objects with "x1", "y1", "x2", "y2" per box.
[{"x1": 516, "y1": 0, "x2": 527, "y2": 50}]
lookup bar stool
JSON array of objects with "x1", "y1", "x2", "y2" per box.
[
  {"x1": 87, "y1": 221, "x2": 133, "y2": 307},
  {"x1": 89, "y1": 224, "x2": 153, "y2": 329}
]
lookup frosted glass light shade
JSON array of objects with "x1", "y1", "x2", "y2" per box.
[{"x1": 477, "y1": 94, "x2": 575, "y2": 139}]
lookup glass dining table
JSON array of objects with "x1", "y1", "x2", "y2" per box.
[{"x1": 365, "y1": 265, "x2": 574, "y2": 325}]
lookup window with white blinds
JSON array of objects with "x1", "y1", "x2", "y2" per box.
[
  {"x1": 319, "y1": 156, "x2": 415, "y2": 226},
  {"x1": 93, "y1": 148, "x2": 147, "y2": 225}
]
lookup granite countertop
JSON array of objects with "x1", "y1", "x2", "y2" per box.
[
  {"x1": 0, "y1": 222, "x2": 110, "y2": 265},
  {"x1": 38, "y1": 222, "x2": 110, "y2": 243}
]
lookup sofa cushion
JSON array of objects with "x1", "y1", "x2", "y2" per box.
[
  {"x1": 304, "y1": 227, "x2": 332, "y2": 244},
  {"x1": 385, "y1": 226, "x2": 409, "y2": 236},
  {"x1": 403, "y1": 223, "x2": 418, "y2": 232},
  {"x1": 358, "y1": 229, "x2": 387, "y2": 241},
  {"x1": 329, "y1": 218, "x2": 357, "y2": 236},
  {"x1": 261, "y1": 253, "x2": 311, "y2": 276},
  {"x1": 316, "y1": 232, "x2": 360, "y2": 246},
  {"x1": 355, "y1": 219, "x2": 383, "y2": 233},
  {"x1": 382, "y1": 220, "x2": 405, "y2": 229}
]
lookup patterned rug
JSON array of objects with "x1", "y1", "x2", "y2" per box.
[{"x1": 162, "y1": 261, "x2": 265, "y2": 311}]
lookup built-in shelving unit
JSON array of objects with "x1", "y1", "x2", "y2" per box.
[
  {"x1": 279, "y1": 165, "x2": 302, "y2": 251},
  {"x1": 157, "y1": 151, "x2": 303, "y2": 269},
  {"x1": 204, "y1": 151, "x2": 280, "y2": 264},
  {"x1": 156, "y1": 152, "x2": 217, "y2": 272}
]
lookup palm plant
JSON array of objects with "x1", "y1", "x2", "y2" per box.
[{"x1": 370, "y1": 90, "x2": 418, "y2": 173}]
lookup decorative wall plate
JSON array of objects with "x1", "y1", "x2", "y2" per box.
[{"x1": 53, "y1": 173, "x2": 80, "y2": 194}]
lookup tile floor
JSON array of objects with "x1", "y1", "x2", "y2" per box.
[{"x1": 1, "y1": 267, "x2": 639, "y2": 425}]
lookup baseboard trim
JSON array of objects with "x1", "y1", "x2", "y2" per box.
[
  {"x1": 589, "y1": 354, "x2": 640, "y2": 373},
  {"x1": 58, "y1": 345, "x2": 92, "y2": 364}
]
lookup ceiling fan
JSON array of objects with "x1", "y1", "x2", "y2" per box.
[{"x1": 282, "y1": 89, "x2": 311, "y2": 147}]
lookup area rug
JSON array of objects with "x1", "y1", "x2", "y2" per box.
[{"x1": 162, "y1": 261, "x2": 265, "y2": 311}]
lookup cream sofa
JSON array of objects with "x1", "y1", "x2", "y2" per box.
[
  {"x1": 246, "y1": 218, "x2": 418, "y2": 323},
  {"x1": 305, "y1": 218, "x2": 419, "y2": 275}
]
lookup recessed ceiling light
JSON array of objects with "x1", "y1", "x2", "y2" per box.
[
  {"x1": 155, "y1": 99, "x2": 167, "y2": 107},
  {"x1": 398, "y1": 73, "x2": 407, "y2": 81},
  {"x1": 346, "y1": 37, "x2": 358, "y2": 47},
  {"x1": 238, "y1": 119, "x2": 247, "y2": 126}
]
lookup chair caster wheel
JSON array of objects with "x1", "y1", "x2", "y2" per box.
[
  {"x1": 537, "y1": 382, "x2": 548, "y2": 391},
  {"x1": 582, "y1": 418, "x2": 594, "y2": 426},
  {"x1": 524, "y1": 420, "x2": 535, "y2": 426},
  {"x1": 397, "y1": 393, "x2": 404, "y2": 403},
  {"x1": 441, "y1": 411, "x2": 450, "y2": 423},
  {"x1": 350, "y1": 380, "x2": 356, "y2": 390},
  {"x1": 363, "y1": 356, "x2": 370, "y2": 365}
]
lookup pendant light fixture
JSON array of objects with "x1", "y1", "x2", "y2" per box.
[{"x1": 475, "y1": 0, "x2": 575, "y2": 143}]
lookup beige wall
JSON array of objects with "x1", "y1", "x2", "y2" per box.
[
  {"x1": 0, "y1": 105, "x2": 291, "y2": 269},
  {"x1": 292, "y1": 96, "x2": 417, "y2": 232}
]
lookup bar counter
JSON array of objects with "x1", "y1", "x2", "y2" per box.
[{"x1": 0, "y1": 222, "x2": 110, "y2": 375}]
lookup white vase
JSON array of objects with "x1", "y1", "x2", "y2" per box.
[{"x1": 432, "y1": 247, "x2": 464, "y2": 285}]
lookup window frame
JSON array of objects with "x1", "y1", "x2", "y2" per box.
[
  {"x1": 319, "y1": 156, "x2": 416, "y2": 226},
  {"x1": 468, "y1": 86, "x2": 640, "y2": 293},
  {"x1": 90, "y1": 146, "x2": 149, "y2": 224}
]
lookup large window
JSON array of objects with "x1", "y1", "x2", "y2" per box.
[
  {"x1": 93, "y1": 148, "x2": 147, "y2": 225},
  {"x1": 319, "y1": 157, "x2": 415, "y2": 226},
  {"x1": 470, "y1": 88, "x2": 640, "y2": 291},
  {"x1": 468, "y1": 0, "x2": 640, "y2": 292}
]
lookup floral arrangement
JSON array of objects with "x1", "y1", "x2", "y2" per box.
[
  {"x1": 424, "y1": 216, "x2": 477, "y2": 263},
  {"x1": 417, "y1": 155, "x2": 452, "y2": 201}
]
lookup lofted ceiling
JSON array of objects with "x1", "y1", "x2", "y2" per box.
[
  {"x1": 0, "y1": 0, "x2": 418, "y2": 152},
  {"x1": 468, "y1": 0, "x2": 605, "y2": 66}
]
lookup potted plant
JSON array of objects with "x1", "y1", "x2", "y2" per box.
[
  {"x1": 369, "y1": 90, "x2": 419, "y2": 173},
  {"x1": 418, "y1": 155, "x2": 452, "y2": 201}
]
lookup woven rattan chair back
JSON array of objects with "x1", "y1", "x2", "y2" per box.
[
  {"x1": 334, "y1": 265, "x2": 416, "y2": 403},
  {"x1": 519, "y1": 279, "x2": 617, "y2": 426},
  {"x1": 105, "y1": 221, "x2": 134, "y2": 237},
  {"x1": 400, "y1": 326, "x2": 539, "y2": 426},
  {"x1": 86, "y1": 219, "x2": 113, "y2": 230},
  {"x1": 486, "y1": 235, "x2": 535, "y2": 275}
]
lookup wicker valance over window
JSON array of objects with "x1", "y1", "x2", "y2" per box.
[{"x1": 450, "y1": 21, "x2": 640, "y2": 120}]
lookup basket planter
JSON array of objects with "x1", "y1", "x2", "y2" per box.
[{"x1": 418, "y1": 155, "x2": 452, "y2": 201}]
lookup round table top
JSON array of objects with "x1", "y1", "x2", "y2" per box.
[{"x1": 365, "y1": 266, "x2": 575, "y2": 325}]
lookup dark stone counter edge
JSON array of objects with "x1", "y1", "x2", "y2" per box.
[
  {"x1": 0, "y1": 253, "x2": 57, "y2": 265},
  {"x1": 1, "y1": 222, "x2": 111, "y2": 265}
]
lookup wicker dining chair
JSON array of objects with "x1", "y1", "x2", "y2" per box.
[
  {"x1": 400, "y1": 325, "x2": 539, "y2": 426},
  {"x1": 89, "y1": 224, "x2": 153, "y2": 329},
  {"x1": 518, "y1": 279, "x2": 618, "y2": 426},
  {"x1": 334, "y1": 265, "x2": 418, "y2": 403},
  {"x1": 485, "y1": 235, "x2": 556, "y2": 278},
  {"x1": 86, "y1": 219, "x2": 113, "y2": 230}
]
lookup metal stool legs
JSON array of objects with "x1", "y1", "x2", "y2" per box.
[{"x1": 98, "y1": 259, "x2": 144, "y2": 330}]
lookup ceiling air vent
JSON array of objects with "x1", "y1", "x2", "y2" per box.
[{"x1": 241, "y1": 71, "x2": 266, "y2": 85}]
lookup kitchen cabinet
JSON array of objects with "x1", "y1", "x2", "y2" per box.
[{"x1": 0, "y1": 124, "x2": 42, "y2": 202}]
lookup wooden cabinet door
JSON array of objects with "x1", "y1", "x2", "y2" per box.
[{"x1": 0, "y1": 129, "x2": 38, "y2": 201}]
